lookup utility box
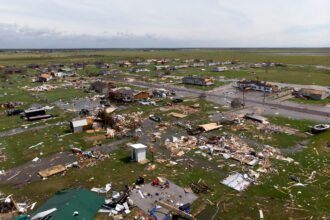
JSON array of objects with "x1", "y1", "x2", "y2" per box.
[{"x1": 130, "y1": 143, "x2": 147, "y2": 162}]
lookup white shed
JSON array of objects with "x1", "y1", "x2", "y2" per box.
[{"x1": 130, "y1": 143, "x2": 147, "y2": 162}]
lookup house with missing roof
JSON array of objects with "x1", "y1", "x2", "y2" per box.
[
  {"x1": 4, "y1": 67, "x2": 27, "y2": 74},
  {"x1": 130, "y1": 67, "x2": 150, "y2": 73},
  {"x1": 296, "y1": 88, "x2": 328, "y2": 100},
  {"x1": 99, "y1": 69, "x2": 121, "y2": 75},
  {"x1": 95, "y1": 61, "x2": 112, "y2": 69},
  {"x1": 109, "y1": 87, "x2": 149, "y2": 102},
  {"x1": 90, "y1": 81, "x2": 108, "y2": 93},
  {"x1": 212, "y1": 66, "x2": 229, "y2": 72},
  {"x1": 235, "y1": 80, "x2": 279, "y2": 93},
  {"x1": 182, "y1": 76, "x2": 214, "y2": 86}
]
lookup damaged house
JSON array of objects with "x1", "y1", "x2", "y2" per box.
[
  {"x1": 70, "y1": 118, "x2": 93, "y2": 133},
  {"x1": 109, "y1": 87, "x2": 149, "y2": 102},
  {"x1": 95, "y1": 61, "x2": 112, "y2": 69},
  {"x1": 50, "y1": 63, "x2": 65, "y2": 68},
  {"x1": 172, "y1": 64, "x2": 189, "y2": 70},
  {"x1": 24, "y1": 108, "x2": 53, "y2": 121},
  {"x1": 72, "y1": 62, "x2": 86, "y2": 70},
  {"x1": 99, "y1": 69, "x2": 121, "y2": 75},
  {"x1": 235, "y1": 80, "x2": 279, "y2": 92},
  {"x1": 152, "y1": 88, "x2": 175, "y2": 97},
  {"x1": 38, "y1": 73, "x2": 53, "y2": 82},
  {"x1": 90, "y1": 81, "x2": 108, "y2": 93},
  {"x1": 155, "y1": 65, "x2": 170, "y2": 71},
  {"x1": 4, "y1": 67, "x2": 26, "y2": 74},
  {"x1": 136, "y1": 61, "x2": 151, "y2": 66},
  {"x1": 182, "y1": 76, "x2": 214, "y2": 86},
  {"x1": 212, "y1": 66, "x2": 229, "y2": 72},
  {"x1": 119, "y1": 61, "x2": 133, "y2": 67},
  {"x1": 296, "y1": 88, "x2": 328, "y2": 100},
  {"x1": 27, "y1": 63, "x2": 41, "y2": 69},
  {"x1": 190, "y1": 63, "x2": 205, "y2": 67},
  {"x1": 130, "y1": 67, "x2": 150, "y2": 73}
]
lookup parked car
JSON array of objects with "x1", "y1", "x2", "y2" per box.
[
  {"x1": 139, "y1": 101, "x2": 157, "y2": 106},
  {"x1": 7, "y1": 109, "x2": 24, "y2": 116},
  {"x1": 172, "y1": 98, "x2": 183, "y2": 104},
  {"x1": 149, "y1": 114, "x2": 161, "y2": 122}
]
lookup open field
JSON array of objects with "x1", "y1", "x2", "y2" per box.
[{"x1": 1, "y1": 48, "x2": 330, "y2": 65}]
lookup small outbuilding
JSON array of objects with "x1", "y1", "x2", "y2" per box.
[
  {"x1": 70, "y1": 118, "x2": 93, "y2": 133},
  {"x1": 130, "y1": 143, "x2": 147, "y2": 162}
]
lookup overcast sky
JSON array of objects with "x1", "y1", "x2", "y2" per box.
[{"x1": 0, "y1": 0, "x2": 329, "y2": 48}]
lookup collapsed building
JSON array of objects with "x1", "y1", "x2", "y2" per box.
[
  {"x1": 295, "y1": 88, "x2": 328, "y2": 100},
  {"x1": 235, "y1": 80, "x2": 279, "y2": 92},
  {"x1": 182, "y1": 76, "x2": 214, "y2": 86},
  {"x1": 129, "y1": 67, "x2": 150, "y2": 73},
  {"x1": 4, "y1": 67, "x2": 27, "y2": 74},
  {"x1": 23, "y1": 108, "x2": 53, "y2": 121},
  {"x1": 152, "y1": 88, "x2": 175, "y2": 98},
  {"x1": 109, "y1": 87, "x2": 149, "y2": 102},
  {"x1": 90, "y1": 81, "x2": 108, "y2": 93},
  {"x1": 212, "y1": 66, "x2": 229, "y2": 72}
]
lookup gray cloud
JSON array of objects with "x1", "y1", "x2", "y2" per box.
[
  {"x1": 0, "y1": 0, "x2": 329, "y2": 48},
  {"x1": 0, "y1": 23, "x2": 227, "y2": 48}
]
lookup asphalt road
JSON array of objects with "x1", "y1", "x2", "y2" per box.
[{"x1": 129, "y1": 81, "x2": 330, "y2": 122}]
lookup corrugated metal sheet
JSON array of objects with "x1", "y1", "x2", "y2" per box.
[
  {"x1": 221, "y1": 173, "x2": 251, "y2": 192},
  {"x1": 71, "y1": 119, "x2": 88, "y2": 128}
]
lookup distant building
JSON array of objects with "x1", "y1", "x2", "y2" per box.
[
  {"x1": 297, "y1": 88, "x2": 328, "y2": 100},
  {"x1": 207, "y1": 62, "x2": 222, "y2": 66},
  {"x1": 27, "y1": 64, "x2": 41, "y2": 69},
  {"x1": 181, "y1": 59, "x2": 194, "y2": 63},
  {"x1": 99, "y1": 69, "x2": 121, "y2": 75},
  {"x1": 109, "y1": 87, "x2": 149, "y2": 102},
  {"x1": 182, "y1": 76, "x2": 214, "y2": 86},
  {"x1": 130, "y1": 67, "x2": 150, "y2": 73},
  {"x1": 50, "y1": 63, "x2": 65, "y2": 68},
  {"x1": 70, "y1": 118, "x2": 93, "y2": 133},
  {"x1": 95, "y1": 61, "x2": 111, "y2": 69},
  {"x1": 249, "y1": 63, "x2": 263, "y2": 68},
  {"x1": 236, "y1": 80, "x2": 279, "y2": 92},
  {"x1": 38, "y1": 73, "x2": 53, "y2": 82},
  {"x1": 4, "y1": 67, "x2": 26, "y2": 74},
  {"x1": 154, "y1": 59, "x2": 168, "y2": 65},
  {"x1": 155, "y1": 65, "x2": 170, "y2": 71},
  {"x1": 190, "y1": 63, "x2": 205, "y2": 67},
  {"x1": 152, "y1": 88, "x2": 175, "y2": 97},
  {"x1": 72, "y1": 62, "x2": 86, "y2": 70},
  {"x1": 90, "y1": 81, "x2": 108, "y2": 93},
  {"x1": 136, "y1": 62, "x2": 151, "y2": 66},
  {"x1": 172, "y1": 64, "x2": 188, "y2": 70},
  {"x1": 212, "y1": 66, "x2": 229, "y2": 72},
  {"x1": 119, "y1": 62, "x2": 132, "y2": 67}
]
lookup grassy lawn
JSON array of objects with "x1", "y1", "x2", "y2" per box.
[
  {"x1": 289, "y1": 97, "x2": 330, "y2": 105},
  {"x1": 264, "y1": 115, "x2": 318, "y2": 132},
  {"x1": 0, "y1": 124, "x2": 117, "y2": 169},
  {"x1": 35, "y1": 87, "x2": 95, "y2": 103}
]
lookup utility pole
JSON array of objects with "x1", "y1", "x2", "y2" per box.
[
  {"x1": 263, "y1": 90, "x2": 266, "y2": 105},
  {"x1": 242, "y1": 86, "x2": 246, "y2": 106}
]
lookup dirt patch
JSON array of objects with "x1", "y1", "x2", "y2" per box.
[
  {"x1": 83, "y1": 134, "x2": 106, "y2": 142},
  {"x1": 162, "y1": 104, "x2": 200, "y2": 114}
]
